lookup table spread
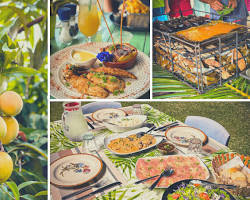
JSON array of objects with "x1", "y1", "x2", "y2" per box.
[{"x1": 50, "y1": 104, "x2": 235, "y2": 200}]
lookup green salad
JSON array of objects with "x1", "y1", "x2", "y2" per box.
[{"x1": 167, "y1": 181, "x2": 231, "y2": 200}]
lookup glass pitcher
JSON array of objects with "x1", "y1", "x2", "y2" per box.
[{"x1": 62, "y1": 102, "x2": 89, "y2": 142}]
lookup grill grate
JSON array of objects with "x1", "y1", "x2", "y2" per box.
[{"x1": 153, "y1": 9, "x2": 249, "y2": 93}]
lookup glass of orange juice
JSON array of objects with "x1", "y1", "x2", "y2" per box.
[{"x1": 78, "y1": 0, "x2": 100, "y2": 42}]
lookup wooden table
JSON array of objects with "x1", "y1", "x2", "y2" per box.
[{"x1": 50, "y1": 104, "x2": 232, "y2": 200}]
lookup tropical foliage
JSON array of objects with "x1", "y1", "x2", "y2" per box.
[
  {"x1": 0, "y1": 0, "x2": 47, "y2": 199},
  {"x1": 153, "y1": 64, "x2": 250, "y2": 99}
]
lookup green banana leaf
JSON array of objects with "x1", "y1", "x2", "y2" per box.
[{"x1": 153, "y1": 64, "x2": 249, "y2": 99}]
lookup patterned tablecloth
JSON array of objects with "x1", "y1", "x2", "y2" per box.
[{"x1": 50, "y1": 104, "x2": 232, "y2": 200}]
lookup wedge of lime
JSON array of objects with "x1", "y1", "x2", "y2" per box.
[{"x1": 218, "y1": 5, "x2": 234, "y2": 20}]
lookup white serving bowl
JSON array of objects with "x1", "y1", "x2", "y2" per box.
[
  {"x1": 70, "y1": 49, "x2": 97, "y2": 69},
  {"x1": 103, "y1": 115, "x2": 147, "y2": 133}
]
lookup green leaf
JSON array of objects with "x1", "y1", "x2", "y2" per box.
[
  {"x1": 20, "y1": 194, "x2": 36, "y2": 200},
  {"x1": 1, "y1": 184, "x2": 15, "y2": 199},
  {"x1": 217, "y1": 5, "x2": 234, "y2": 16},
  {"x1": 118, "y1": 190, "x2": 127, "y2": 200},
  {"x1": 34, "y1": 190, "x2": 47, "y2": 197},
  {"x1": 18, "y1": 181, "x2": 46, "y2": 191},
  {"x1": 16, "y1": 143, "x2": 47, "y2": 160},
  {"x1": 2, "y1": 67, "x2": 38, "y2": 76},
  {"x1": 127, "y1": 192, "x2": 143, "y2": 200},
  {"x1": 6, "y1": 182, "x2": 20, "y2": 200},
  {"x1": 153, "y1": 64, "x2": 249, "y2": 99}
]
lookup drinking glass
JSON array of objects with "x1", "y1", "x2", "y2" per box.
[
  {"x1": 187, "y1": 138, "x2": 202, "y2": 154},
  {"x1": 83, "y1": 132, "x2": 97, "y2": 152},
  {"x1": 78, "y1": 0, "x2": 100, "y2": 42}
]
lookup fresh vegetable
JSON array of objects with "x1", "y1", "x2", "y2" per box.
[
  {"x1": 218, "y1": 5, "x2": 234, "y2": 20},
  {"x1": 167, "y1": 182, "x2": 231, "y2": 200}
]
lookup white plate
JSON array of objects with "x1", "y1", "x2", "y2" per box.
[
  {"x1": 50, "y1": 153, "x2": 103, "y2": 187},
  {"x1": 165, "y1": 126, "x2": 207, "y2": 147},
  {"x1": 92, "y1": 108, "x2": 127, "y2": 121},
  {"x1": 50, "y1": 42, "x2": 150, "y2": 99},
  {"x1": 103, "y1": 115, "x2": 147, "y2": 133},
  {"x1": 104, "y1": 127, "x2": 164, "y2": 156}
]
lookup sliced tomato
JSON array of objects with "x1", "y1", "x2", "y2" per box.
[
  {"x1": 171, "y1": 193, "x2": 181, "y2": 199},
  {"x1": 199, "y1": 192, "x2": 210, "y2": 200}
]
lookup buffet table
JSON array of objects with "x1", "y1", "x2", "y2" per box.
[{"x1": 50, "y1": 104, "x2": 234, "y2": 200}]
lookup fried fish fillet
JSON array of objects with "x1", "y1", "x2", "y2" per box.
[
  {"x1": 65, "y1": 74, "x2": 109, "y2": 98},
  {"x1": 91, "y1": 66, "x2": 137, "y2": 79},
  {"x1": 87, "y1": 72, "x2": 125, "y2": 93}
]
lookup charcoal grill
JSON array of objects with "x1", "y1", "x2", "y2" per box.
[{"x1": 153, "y1": 9, "x2": 249, "y2": 93}]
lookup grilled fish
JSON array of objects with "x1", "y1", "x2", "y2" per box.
[
  {"x1": 87, "y1": 72, "x2": 125, "y2": 93},
  {"x1": 91, "y1": 66, "x2": 137, "y2": 79},
  {"x1": 64, "y1": 69, "x2": 109, "y2": 98}
]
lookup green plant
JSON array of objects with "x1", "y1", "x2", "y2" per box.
[{"x1": 0, "y1": 0, "x2": 48, "y2": 198}]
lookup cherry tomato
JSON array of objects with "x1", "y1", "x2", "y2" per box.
[
  {"x1": 171, "y1": 193, "x2": 181, "y2": 199},
  {"x1": 199, "y1": 192, "x2": 210, "y2": 200}
]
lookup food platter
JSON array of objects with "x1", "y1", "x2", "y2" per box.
[
  {"x1": 174, "y1": 21, "x2": 245, "y2": 43},
  {"x1": 135, "y1": 155, "x2": 210, "y2": 188},
  {"x1": 50, "y1": 153, "x2": 103, "y2": 187},
  {"x1": 92, "y1": 108, "x2": 127, "y2": 121},
  {"x1": 165, "y1": 126, "x2": 207, "y2": 147},
  {"x1": 104, "y1": 127, "x2": 163, "y2": 156},
  {"x1": 161, "y1": 179, "x2": 236, "y2": 200},
  {"x1": 50, "y1": 42, "x2": 150, "y2": 99}
]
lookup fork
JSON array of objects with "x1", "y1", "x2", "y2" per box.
[
  {"x1": 86, "y1": 116, "x2": 98, "y2": 126},
  {"x1": 62, "y1": 177, "x2": 110, "y2": 200},
  {"x1": 149, "y1": 167, "x2": 174, "y2": 190}
]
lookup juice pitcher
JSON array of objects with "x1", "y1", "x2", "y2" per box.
[{"x1": 62, "y1": 102, "x2": 89, "y2": 142}]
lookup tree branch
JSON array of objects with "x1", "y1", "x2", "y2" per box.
[
  {"x1": 0, "y1": 141, "x2": 5, "y2": 152},
  {"x1": 18, "y1": 16, "x2": 44, "y2": 34}
]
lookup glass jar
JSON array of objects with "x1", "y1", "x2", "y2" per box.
[
  {"x1": 57, "y1": 7, "x2": 73, "y2": 44},
  {"x1": 62, "y1": 102, "x2": 89, "y2": 142},
  {"x1": 187, "y1": 138, "x2": 202, "y2": 154}
]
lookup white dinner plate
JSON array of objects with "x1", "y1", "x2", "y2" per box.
[
  {"x1": 50, "y1": 42, "x2": 150, "y2": 99},
  {"x1": 50, "y1": 153, "x2": 103, "y2": 187},
  {"x1": 92, "y1": 108, "x2": 127, "y2": 121},
  {"x1": 165, "y1": 126, "x2": 207, "y2": 147}
]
